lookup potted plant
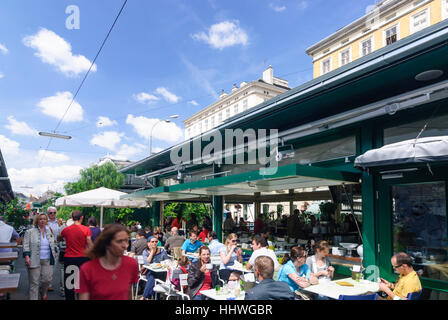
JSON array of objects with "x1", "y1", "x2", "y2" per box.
[{"x1": 319, "y1": 202, "x2": 337, "y2": 234}]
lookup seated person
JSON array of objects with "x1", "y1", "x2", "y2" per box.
[
  {"x1": 164, "y1": 227, "x2": 185, "y2": 255},
  {"x1": 378, "y1": 252, "x2": 422, "y2": 300},
  {"x1": 171, "y1": 256, "x2": 190, "y2": 291},
  {"x1": 207, "y1": 231, "x2": 225, "y2": 255},
  {"x1": 140, "y1": 236, "x2": 170, "y2": 300},
  {"x1": 219, "y1": 233, "x2": 243, "y2": 282},
  {"x1": 306, "y1": 240, "x2": 334, "y2": 281},
  {"x1": 197, "y1": 225, "x2": 210, "y2": 243},
  {"x1": 245, "y1": 256, "x2": 294, "y2": 300},
  {"x1": 246, "y1": 235, "x2": 280, "y2": 271},
  {"x1": 128, "y1": 229, "x2": 148, "y2": 257},
  {"x1": 181, "y1": 231, "x2": 202, "y2": 258},
  {"x1": 187, "y1": 246, "x2": 219, "y2": 300},
  {"x1": 277, "y1": 246, "x2": 318, "y2": 293}
]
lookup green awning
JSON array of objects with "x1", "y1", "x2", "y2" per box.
[{"x1": 123, "y1": 163, "x2": 360, "y2": 201}]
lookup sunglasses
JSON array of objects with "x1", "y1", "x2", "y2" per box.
[
  {"x1": 48, "y1": 212, "x2": 56, "y2": 214},
  {"x1": 231, "y1": 239, "x2": 238, "y2": 243}
]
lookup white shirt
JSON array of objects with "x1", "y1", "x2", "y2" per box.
[
  {"x1": 0, "y1": 221, "x2": 13, "y2": 243},
  {"x1": 47, "y1": 219, "x2": 60, "y2": 237},
  {"x1": 248, "y1": 247, "x2": 280, "y2": 271}
]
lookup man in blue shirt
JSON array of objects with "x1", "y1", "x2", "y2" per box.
[
  {"x1": 207, "y1": 231, "x2": 224, "y2": 255},
  {"x1": 181, "y1": 231, "x2": 202, "y2": 255}
]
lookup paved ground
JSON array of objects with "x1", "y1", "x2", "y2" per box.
[{"x1": 8, "y1": 246, "x2": 64, "y2": 300}]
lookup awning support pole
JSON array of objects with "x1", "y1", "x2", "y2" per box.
[{"x1": 342, "y1": 183, "x2": 363, "y2": 244}]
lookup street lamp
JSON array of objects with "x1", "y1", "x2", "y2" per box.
[
  {"x1": 38, "y1": 132, "x2": 72, "y2": 140},
  {"x1": 149, "y1": 115, "x2": 179, "y2": 155}
]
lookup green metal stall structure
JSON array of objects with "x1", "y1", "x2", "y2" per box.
[{"x1": 120, "y1": 19, "x2": 448, "y2": 298}]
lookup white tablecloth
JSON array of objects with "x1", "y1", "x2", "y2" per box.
[
  {"x1": 301, "y1": 278, "x2": 379, "y2": 300},
  {"x1": 200, "y1": 288, "x2": 246, "y2": 300}
]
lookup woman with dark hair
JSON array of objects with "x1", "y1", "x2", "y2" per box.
[
  {"x1": 187, "y1": 246, "x2": 219, "y2": 300},
  {"x1": 277, "y1": 246, "x2": 318, "y2": 293},
  {"x1": 76, "y1": 224, "x2": 139, "y2": 300},
  {"x1": 87, "y1": 216, "x2": 101, "y2": 243}
]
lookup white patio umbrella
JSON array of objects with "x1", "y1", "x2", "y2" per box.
[
  {"x1": 355, "y1": 136, "x2": 448, "y2": 169},
  {"x1": 55, "y1": 187, "x2": 149, "y2": 228}
]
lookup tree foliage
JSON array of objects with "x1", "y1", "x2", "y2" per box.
[
  {"x1": 0, "y1": 198, "x2": 29, "y2": 229},
  {"x1": 164, "y1": 202, "x2": 211, "y2": 229},
  {"x1": 62, "y1": 162, "x2": 133, "y2": 224},
  {"x1": 64, "y1": 162, "x2": 125, "y2": 195}
]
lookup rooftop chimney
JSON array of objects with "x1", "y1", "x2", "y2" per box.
[{"x1": 262, "y1": 65, "x2": 273, "y2": 85}]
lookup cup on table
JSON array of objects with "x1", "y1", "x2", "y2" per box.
[{"x1": 215, "y1": 286, "x2": 221, "y2": 295}]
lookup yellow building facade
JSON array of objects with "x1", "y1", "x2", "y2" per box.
[{"x1": 307, "y1": 0, "x2": 448, "y2": 78}]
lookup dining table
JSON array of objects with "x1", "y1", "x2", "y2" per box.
[
  {"x1": 0, "y1": 242, "x2": 18, "y2": 249},
  {"x1": 0, "y1": 252, "x2": 18, "y2": 263},
  {"x1": 0, "y1": 273, "x2": 20, "y2": 294},
  {"x1": 200, "y1": 288, "x2": 246, "y2": 300},
  {"x1": 301, "y1": 277, "x2": 380, "y2": 300}
]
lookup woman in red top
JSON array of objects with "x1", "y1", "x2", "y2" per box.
[
  {"x1": 197, "y1": 225, "x2": 209, "y2": 243},
  {"x1": 187, "y1": 246, "x2": 219, "y2": 300},
  {"x1": 77, "y1": 224, "x2": 139, "y2": 300}
]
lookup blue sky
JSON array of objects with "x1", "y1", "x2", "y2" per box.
[{"x1": 0, "y1": 0, "x2": 376, "y2": 196}]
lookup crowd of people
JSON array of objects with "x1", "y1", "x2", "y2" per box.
[{"x1": 0, "y1": 206, "x2": 422, "y2": 301}]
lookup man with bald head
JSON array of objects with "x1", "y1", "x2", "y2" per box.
[
  {"x1": 164, "y1": 227, "x2": 185, "y2": 255},
  {"x1": 378, "y1": 252, "x2": 422, "y2": 300}
]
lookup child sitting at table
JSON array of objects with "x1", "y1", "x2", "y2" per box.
[{"x1": 171, "y1": 256, "x2": 190, "y2": 291}]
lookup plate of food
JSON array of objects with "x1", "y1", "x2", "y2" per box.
[{"x1": 150, "y1": 263, "x2": 163, "y2": 269}]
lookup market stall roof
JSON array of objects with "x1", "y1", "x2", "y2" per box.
[
  {"x1": 354, "y1": 136, "x2": 448, "y2": 169},
  {"x1": 120, "y1": 19, "x2": 448, "y2": 177},
  {"x1": 55, "y1": 187, "x2": 149, "y2": 208},
  {"x1": 0, "y1": 148, "x2": 14, "y2": 203},
  {"x1": 121, "y1": 163, "x2": 360, "y2": 201}
]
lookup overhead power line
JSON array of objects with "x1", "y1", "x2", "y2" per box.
[{"x1": 38, "y1": 0, "x2": 128, "y2": 167}]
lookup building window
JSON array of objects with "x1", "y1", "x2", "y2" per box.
[
  {"x1": 226, "y1": 108, "x2": 230, "y2": 119},
  {"x1": 199, "y1": 122, "x2": 202, "y2": 133},
  {"x1": 218, "y1": 112, "x2": 222, "y2": 123},
  {"x1": 444, "y1": 0, "x2": 448, "y2": 20},
  {"x1": 361, "y1": 38, "x2": 373, "y2": 57},
  {"x1": 385, "y1": 25, "x2": 398, "y2": 45},
  {"x1": 204, "y1": 119, "x2": 208, "y2": 131},
  {"x1": 391, "y1": 182, "x2": 447, "y2": 282},
  {"x1": 411, "y1": 8, "x2": 429, "y2": 34},
  {"x1": 234, "y1": 104, "x2": 239, "y2": 114},
  {"x1": 211, "y1": 116, "x2": 215, "y2": 128},
  {"x1": 242, "y1": 99, "x2": 248, "y2": 111},
  {"x1": 187, "y1": 128, "x2": 191, "y2": 138},
  {"x1": 340, "y1": 48, "x2": 351, "y2": 67},
  {"x1": 383, "y1": 114, "x2": 448, "y2": 145},
  {"x1": 321, "y1": 58, "x2": 331, "y2": 75}
]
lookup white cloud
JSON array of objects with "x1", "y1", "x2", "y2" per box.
[
  {"x1": 5, "y1": 116, "x2": 37, "y2": 136},
  {"x1": 269, "y1": 3, "x2": 286, "y2": 12},
  {"x1": 0, "y1": 73, "x2": 4, "y2": 79},
  {"x1": 0, "y1": 135, "x2": 20, "y2": 156},
  {"x1": 96, "y1": 116, "x2": 117, "y2": 128},
  {"x1": 90, "y1": 131, "x2": 124, "y2": 151},
  {"x1": 0, "y1": 43, "x2": 8, "y2": 54},
  {"x1": 188, "y1": 100, "x2": 199, "y2": 106},
  {"x1": 126, "y1": 114, "x2": 183, "y2": 144},
  {"x1": 112, "y1": 143, "x2": 146, "y2": 160},
  {"x1": 37, "y1": 91, "x2": 84, "y2": 122},
  {"x1": 297, "y1": 1, "x2": 308, "y2": 11},
  {"x1": 36, "y1": 150, "x2": 70, "y2": 163},
  {"x1": 155, "y1": 87, "x2": 181, "y2": 103},
  {"x1": 133, "y1": 92, "x2": 160, "y2": 104},
  {"x1": 23, "y1": 28, "x2": 97, "y2": 77},
  {"x1": 9, "y1": 165, "x2": 82, "y2": 195},
  {"x1": 180, "y1": 56, "x2": 219, "y2": 100},
  {"x1": 192, "y1": 21, "x2": 249, "y2": 50}
]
